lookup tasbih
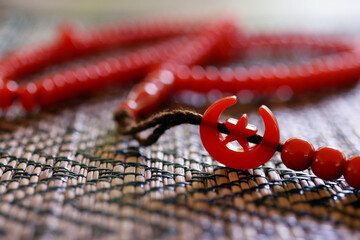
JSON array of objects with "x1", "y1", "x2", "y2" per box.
[{"x1": 1, "y1": 18, "x2": 360, "y2": 189}]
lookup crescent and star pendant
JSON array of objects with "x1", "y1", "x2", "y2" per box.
[{"x1": 199, "y1": 96, "x2": 280, "y2": 170}]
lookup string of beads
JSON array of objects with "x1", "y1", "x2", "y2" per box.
[
  {"x1": 0, "y1": 19, "x2": 201, "y2": 110},
  {"x1": 118, "y1": 34, "x2": 360, "y2": 118},
  {"x1": 113, "y1": 22, "x2": 360, "y2": 189},
  {"x1": 1, "y1": 18, "x2": 360, "y2": 189}
]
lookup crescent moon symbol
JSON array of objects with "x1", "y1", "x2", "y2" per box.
[{"x1": 199, "y1": 96, "x2": 280, "y2": 170}]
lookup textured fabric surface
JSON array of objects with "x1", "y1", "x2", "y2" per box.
[{"x1": 0, "y1": 10, "x2": 360, "y2": 240}]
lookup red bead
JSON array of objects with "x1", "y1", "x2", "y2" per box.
[
  {"x1": 281, "y1": 138, "x2": 314, "y2": 171},
  {"x1": 124, "y1": 69, "x2": 175, "y2": 118},
  {"x1": 37, "y1": 78, "x2": 57, "y2": 107},
  {"x1": 52, "y1": 74, "x2": 67, "y2": 102},
  {"x1": 57, "y1": 22, "x2": 77, "y2": 51},
  {"x1": 73, "y1": 67, "x2": 91, "y2": 95},
  {"x1": 311, "y1": 146, "x2": 346, "y2": 181},
  {"x1": 0, "y1": 80, "x2": 17, "y2": 109},
  {"x1": 61, "y1": 71, "x2": 78, "y2": 99},
  {"x1": 343, "y1": 155, "x2": 360, "y2": 189},
  {"x1": 18, "y1": 82, "x2": 38, "y2": 112},
  {"x1": 85, "y1": 64, "x2": 102, "y2": 93}
]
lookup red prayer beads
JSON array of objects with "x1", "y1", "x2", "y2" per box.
[
  {"x1": 344, "y1": 155, "x2": 360, "y2": 189},
  {"x1": 120, "y1": 35, "x2": 360, "y2": 117},
  {"x1": 199, "y1": 96, "x2": 359, "y2": 189},
  {"x1": 281, "y1": 140, "x2": 355, "y2": 185},
  {"x1": 311, "y1": 146, "x2": 346, "y2": 181},
  {"x1": 281, "y1": 138, "x2": 315, "y2": 171},
  {"x1": 0, "y1": 19, "x2": 201, "y2": 111},
  {"x1": 1, "y1": 17, "x2": 360, "y2": 189},
  {"x1": 121, "y1": 20, "x2": 238, "y2": 118}
]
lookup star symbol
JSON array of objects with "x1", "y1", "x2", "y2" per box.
[{"x1": 223, "y1": 114, "x2": 258, "y2": 151}]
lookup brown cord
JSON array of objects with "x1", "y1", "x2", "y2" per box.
[{"x1": 114, "y1": 109, "x2": 283, "y2": 151}]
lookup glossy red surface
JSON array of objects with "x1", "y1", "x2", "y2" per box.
[
  {"x1": 18, "y1": 83, "x2": 38, "y2": 112},
  {"x1": 0, "y1": 80, "x2": 17, "y2": 109},
  {"x1": 281, "y1": 138, "x2": 315, "y2": 171},
  {"x1": 344, "y1": 155, "x2": 360, "y2": 189},
  {"x1": 199, "y1": 96, "x2": 280, "y2": 170},
  {"x1": 3, "y1": 18, "x2": 360, "y2": 181},
  {"x1": 1, "y1": 18, "x2": 359, "y2": 115},
  {"x1": 0, "y1": 19, "x2": 199, "y2": 111},
  {"x1": 311, "y1": 146, "x2": 346, "y2": 181}
]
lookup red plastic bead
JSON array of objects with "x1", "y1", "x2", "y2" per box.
[
  {"x1": 343, "y1": 155, "x2": 360, "y2": 189},
  {"x1": 281, "y1": 138, "x2": 315, "y2": 171},
  {"x1": 62, "y1": 70, "x2": 78, "y2": 99},
  {"x1": 124, "y1": 69, "x2": 175, "y2": 118},
  {"x1": 73, "y1": 67, "x2": 91, "y2": 95},
  {"x1": 52, "y1": 74, "x2": 67, "y2": 102},
  {"x1": 37, "y1": 78, "x2": 57, "y2": 107},
  {"x1": 311, "y1": 146, "x2": 346, "y2": 181},
  {"x1": 0, "y1": 80, "x2": 17, "y2": 109},
  {"x1": 18, "y1": 82, "x2": 38, "y2": 112}
]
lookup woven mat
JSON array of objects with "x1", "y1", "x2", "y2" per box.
[{"x1": 1, "y1": 10, "x2": 360, "y2": 240}]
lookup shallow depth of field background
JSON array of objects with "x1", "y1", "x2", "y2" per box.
[{"x1": 1, "y1": 0, "x2": 360, "y2": 35}]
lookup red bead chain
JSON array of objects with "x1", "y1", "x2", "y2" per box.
[
  {"x1": 0, "y1": 19, "x2": 196, "y2": 80},
  {"x1": 0, "y1": 19, "x2": 201, "y2": 110},
  {"x1": 115, "y1": 29, "x2": 360, "y2": 189},
  {"x1": 27, "y1": 36, "x2": 198, "y2": 111},
  {"x1": 280, "y1": 138, "x2": 359, "y2": 188},
  {"x1": 0, "y1": 20, "x2": 204, "y2": 111},
  {"x1": 1, "y1": 18, "x2": 360, "y2": 189},
  {"x1": 118, "y1": 34, "x2": 360, "y2": 118},
  {"x1": 119, "y1": 20, "x2": 239, "y2": 117}
]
